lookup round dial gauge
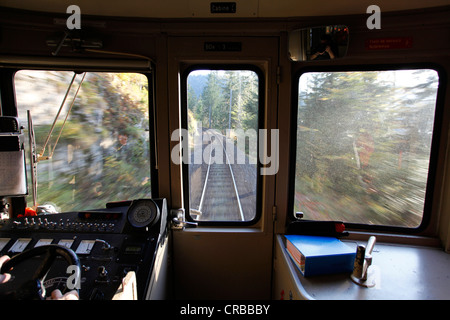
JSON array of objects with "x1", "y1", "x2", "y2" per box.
[{"x1": 127, "y1": 199, "x2": 160, "y2": 228}]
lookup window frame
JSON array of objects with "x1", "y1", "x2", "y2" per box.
[
  {"x1": 6, "y1": 67, "x2": 159, "y2": 211},
  {"x1": 180, "y1": 64, "x2": 265, "y2": 226},
  {"x1": 288, "y1": 63, "x2": 447, "y2": 234}
]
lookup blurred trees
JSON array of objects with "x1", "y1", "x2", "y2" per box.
[
  {"x1": 16, "y1": 71, "x2": 151, "y2": 212},
  {"x1": 295, "y1": 70, "x2": 439, "y2": 227}
]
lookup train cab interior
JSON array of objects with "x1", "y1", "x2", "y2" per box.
[{"x1": 0, "y1": 0, "x2": 449, "y2": 304}]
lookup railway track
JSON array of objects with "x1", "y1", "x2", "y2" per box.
[{"x1": 195, "y1": 130, "x2": 245, "y2": 221}]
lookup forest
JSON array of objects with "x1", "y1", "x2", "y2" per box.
[
  {"x1": 187, "y1": 70, "x2": 259, "y2": 135},
  {"x1": 294, "y1": 69, "x2": 439, "y2": 227},
  {"x1": 15, "y1": 71, "x2": 151, "y2": 212}
]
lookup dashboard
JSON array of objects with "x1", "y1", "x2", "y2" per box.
[{"x1": 0, "y1": 198, "x2": 168, "y2": 300}]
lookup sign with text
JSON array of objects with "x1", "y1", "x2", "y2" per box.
[
  {"x1": 204, "y1": 42, "x2": 242, "y2": 52},
  {"x1": 365, "y1": 37, "x2": 413, "y2": 50},
  {"x1": 210, "y1": 2, "x2": 237, "y2": 14}
]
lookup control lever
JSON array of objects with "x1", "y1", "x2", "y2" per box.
[
  {"x1": 95, "y1": 266, "x2": 109, "y2": 284},
  {"x1": 98, "y1": 266, "x2": 108, "y2": 278},
  {"x1": 351, "y1": 236, "x2": 376, "y2": 287}
]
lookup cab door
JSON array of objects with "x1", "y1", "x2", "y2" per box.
[{"x1": 165, "y1": 35, "x2": 279, "y2": 299}]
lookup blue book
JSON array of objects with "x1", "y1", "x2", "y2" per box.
[{"x1": 285, "y1": 235, "x2": 356, "y2": 277}]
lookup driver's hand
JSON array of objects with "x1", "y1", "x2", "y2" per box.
[
  {"x1": 0, "y1": 255, "x2": 11, "y2": 284},
  {"x1": 48, "y1": 289, "x2": 79, "y2": 300},
  {"x1": 2, "y1": 255, "x2": 79, "y2": 300}
]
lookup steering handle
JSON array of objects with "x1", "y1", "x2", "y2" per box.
[{"x1": 0, "y1": 244, "x2": 80, "y2": 299}]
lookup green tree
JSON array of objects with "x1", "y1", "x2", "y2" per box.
[
  {"x1": 201, "y1": 71, "x2": 224, "y2": 129},
  {"x1": 295, "y1": 70, "x2": 438, "y2": 227}
]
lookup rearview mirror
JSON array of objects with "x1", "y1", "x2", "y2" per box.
[{"x1": 288, "y1": 25, "x2": 349, "y2": 61}]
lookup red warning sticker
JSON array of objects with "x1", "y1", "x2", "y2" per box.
[{"x1": 365, "y1": 37, "x2": 413, "y2": 50}]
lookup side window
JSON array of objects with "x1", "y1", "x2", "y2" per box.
[
  {"x1": 15, "y1": 70, "x2": 151, "y2": 212},
  {"x1": 293, "y1": 69, "x2": 440, "y2": 230},
  {"x1": 183, "y1": 68, "x2": 261, "y2": 223}
]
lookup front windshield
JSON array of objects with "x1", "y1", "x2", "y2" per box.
[{"x1": 14, "y1": 70, "x2": 152, "y2": 213}]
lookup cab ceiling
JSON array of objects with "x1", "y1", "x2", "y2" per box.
[{"x1": 0, "y1": 0, "x2": 449, "y2": 18}]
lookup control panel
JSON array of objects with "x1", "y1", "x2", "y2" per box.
[{"x1": 0, "y1": 198, "x2": 168, "y2": 300}]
